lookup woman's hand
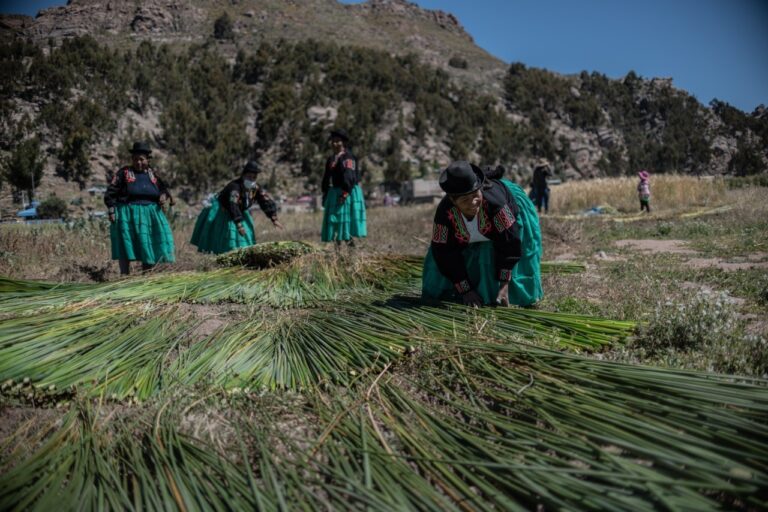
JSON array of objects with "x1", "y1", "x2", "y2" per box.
[
  {"x1": 462, "y1": 290, "x2": 483, "y2": 308},
  {"x1": 496, "y1": 282, "x2": 510, "y2": 307},
  {"x1": 272, "y1": 218, "x2": 284, "y2": 230},
  {"x1": 108, "y1": 213, "x2": 115, "y2": 223},
  {"x1": 237, "y1": 224, "x2": 246, "y2": 236}
]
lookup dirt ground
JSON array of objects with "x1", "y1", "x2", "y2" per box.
[{"x1": 614, "y1": 239, "x2": 768, "y2": 271}]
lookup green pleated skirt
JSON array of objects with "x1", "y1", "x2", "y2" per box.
[
  {"x1": 190, "y1": 198, "x2": 256, "y2": 255},
  {"x1": 110, "y1": 203, "x2": 175, "y2": 264},
  {"x1": 321, "y1": 185, "x2": 367, "y2": 242},
  {"x1": 421, "y1": 179, "x2": 543, "y2": 306}
]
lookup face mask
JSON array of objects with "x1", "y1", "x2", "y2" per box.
[{"x1": 243, "y1": 179, "x2": 256, "y2": 189}]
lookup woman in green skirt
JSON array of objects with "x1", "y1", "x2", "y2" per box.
[
  {"x1": 422, "y1": 161, "x2": 543, "y2": 307},
  {"x1": 190, "y1": 160, "x2": 283, "y2": 255},
  {"x1": 321, "y1": 129, "x2": 367, "y2": 245},
  {"x1": 105, "y1": 141, "x2": 175, "y2": 275}
]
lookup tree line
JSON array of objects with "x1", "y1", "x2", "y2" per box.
[{"x1": 1, "y1": 36, "x2": 765, "y2": 203}]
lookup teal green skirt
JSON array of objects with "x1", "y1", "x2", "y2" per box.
[
  {"x1": 190, "y1": 198, "x2": 256, "y2": 255},
  {"x1": 321, "y1": 185, "x2": 367, "y2": 242},
  {"x1": 422, "y1": 179, "x2": 543, "y2": 306},
  {"x1": 110, "y1": 203, "x2": 175, "y2": 264}
]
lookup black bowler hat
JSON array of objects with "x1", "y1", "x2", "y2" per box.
[
  {"x1": 439, "y1": 161, "x2": 486, "y2": 195},
  {"x1": 242, "y1": 160, "x2": 260, "y2": 174},
  {"x1": 129, "y1": 141, "x2": 152, "y2": 156},
  {"x1": 328, "y1": 129, "x2": 350, "y2": 144}
]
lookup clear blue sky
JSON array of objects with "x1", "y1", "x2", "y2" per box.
[{"x1": 3, "y1": 0, "x2": 766, "y2": 112}]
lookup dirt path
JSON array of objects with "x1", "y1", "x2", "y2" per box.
[{"x1": 614, "y1": 240, "x2": 768, "y2": 271}]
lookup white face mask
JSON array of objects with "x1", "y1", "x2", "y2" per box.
[{"x1": 243, "y1": 179, "x2": 257, "y2": 189}]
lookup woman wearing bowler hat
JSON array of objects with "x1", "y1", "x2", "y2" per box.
[
  {"x1": 104, "y1": 141, "x2": 175, "y2": 275},
  {"x1": 321, "y1": 128, "x2": 367, "y2": 245},
  {"x1": 191, "y1": 160, "x2": 283, "y2": 254},
  {"x1": 421, "y1": 161, "x2": 543, "y2": 307}
]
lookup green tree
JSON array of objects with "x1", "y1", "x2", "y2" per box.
[
  {"x1": 36, "y1": 195, "x2": 68, "y2": 219},
  {"x1": 57, "y1": 130, "x2": 91, "y2": 188},
  {"x1": 383, "y1": 127, "x2": 411, "y2": 184},
  {"x1": 729, "y1": 139, "x2": 764, "y2": 176},
  {"x1": 2, "y1": 137, "x2": 46, "y2": 201}
]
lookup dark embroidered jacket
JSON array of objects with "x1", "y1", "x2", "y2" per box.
[
  {"x1": 321, "y1": 151, "x2": 358, "y2": 197},
  {"x1": 430, "y1": 179, "x2": 522, "y2": 294},
  {"x1": 104, "y1": 166, "x2": 170, "y2": 210},
  {"x1": 218, "y1": 178, "x2": 278, "y2": 224}
]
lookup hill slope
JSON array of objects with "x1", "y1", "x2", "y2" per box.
[{"x1": 0, "y1": 0, "x2": 765, "y2": 213}]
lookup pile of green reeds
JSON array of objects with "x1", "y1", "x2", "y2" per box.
[
  {"x1": 540, "y1": 260, "x2": 586, "y2": 274},
  {"x1": 3, "y1": 346, "x2": 766, "y2": 511},
  {"x1": 0, "y1": 254, "x2": 424, "y2": 313},
  {"x1": 0, "y1": 406, "x2": 266, "y2": 511},
  {"x1": 0, "y1": 296, "x2": 635, "y2": 397},
  {"x1": 0, "y1": 304, "x2": 197, "y2": 400},
  {"x1": 215, "y1": 240, "x2": 316, "y2": 268}
]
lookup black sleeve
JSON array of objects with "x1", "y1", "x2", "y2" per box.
[
  {"x1": 155, "y1": 173, "x2": 171, "y2": 199},
  {"x1": 104, "y1": 169, "x2": 125, "y2": 210},
  {"x1": 220, "y1": 181, "x2": 244, "y2": 223},
  {"x1": 491, "y1": 189, "x2": 522, "y2": 282},
  {"x1": 429, "y1": 207, "x2": 472, "y2": 295},
  {"x1": 432, "y1": 243, "x2": 472, "y2": 294},
  {"x1": 321, "y1": 157, "x2": 332, "y2": 195},
  {"x1": 340, "y1": 155, "x2": 357, "y2": 193},
  {"x1": 254, "y1": 186, "x2": 278, "y2": 220}
]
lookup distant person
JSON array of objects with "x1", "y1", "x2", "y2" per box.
[
  {"x1": 321, "y1": 129, "x2": 367, "y2": 246},
  {"x1": 422, "y1": 162, "x2": 543, "y2": 307},
  {"x1": 104, "y1": 141, "x2": 175, "y2": 275},
  {"x1": 637, "y1": 170, "x2": 651, "y2": 212},
  {"x1": 530, "y1": 158, "x2": 551, "y2": 214},
  {"x1": 190, "y1": 160, "x2": 283, "y2": 255}
]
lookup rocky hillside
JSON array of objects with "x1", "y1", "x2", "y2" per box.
[
  {"x1": 0, "y1": 0, "x2": 765, "y2": 214},
  {"x1": 7, "y1": 0, "x2": 505, "y2": 91}
]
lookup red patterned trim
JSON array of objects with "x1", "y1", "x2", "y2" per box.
[
  {"x1": 498, "y1": 268, "x2": 512, "y2": 282},
  {"x1": 122, "y1": 167, "x2": 136, "y2": 183},
  {"x1": 432, "y1": 223, "x2": 448, "y2": 243},
  {"x1": 454, "y1": 279, "x2": 471, "y2": 294},
  {"x1": 494, "y1": 204, "x2": 516, "y2": 232},
  {"x1": 447, "y1": 207, "x2": 469, "y2": 244}
]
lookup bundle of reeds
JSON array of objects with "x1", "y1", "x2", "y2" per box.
[
  {"x1": 298, "y1": 340, "x2": 768, "y2": 510},
  {"x1": 215, "y1": 240, "x2": 316, "y2": 268},
  {"x1": 3, "y1": 344, "x2": 766, "y2": 511},
  {"x1": 0, "y1": 406, "x2": 264, "y2": 511},
  {"x1": 0, "y1": 255, "x2": 424, "y2": 313},
  {"x1": 0, "y1": 305, "x2": 197, "y2": 400}
]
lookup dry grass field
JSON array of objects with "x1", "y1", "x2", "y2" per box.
[{"x1": 549, "y1": 174, "x2": 728, "y2": 214}]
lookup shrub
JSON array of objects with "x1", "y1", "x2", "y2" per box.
[
  {"x1": 631, "y1": 290, "x2": 767, "y2": 377},
  {"x1": 213, "y1": 13, "x2": 234, "y2": 40},
  {"x1": 638, "y1": 290, "x2": 737, "y2": 353},
  {"x1": 36, "y1": 195, "x2": 69, "y2": 219},
  {"x1": 448, "y1": 56, "x2": 468, "y2": 69}
]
